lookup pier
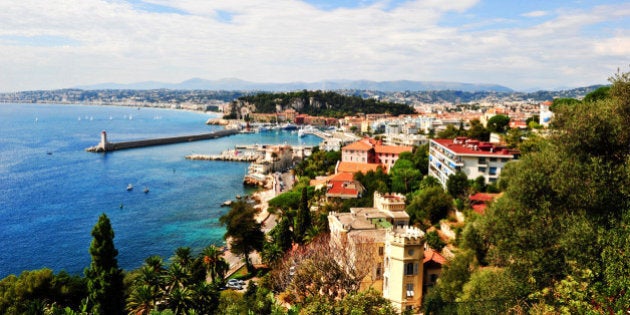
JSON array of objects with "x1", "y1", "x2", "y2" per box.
[{"x1": 86, "y1": 129, "x2": 238, "y2": 153}]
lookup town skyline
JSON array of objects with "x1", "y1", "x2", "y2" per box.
[{"x1": 0, "y1": 0, "x2": 628, "y2": 92}]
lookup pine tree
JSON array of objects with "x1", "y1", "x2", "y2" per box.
[
  {"x1": 85, "y1": 213, "x2": 125, "y2": 315},
  {"x1": 294, "y1": 187, "x2": 312, "y2": 244}
]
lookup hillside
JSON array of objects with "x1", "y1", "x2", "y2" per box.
[{"x1": 235, "y1": 90, "x2": 416, "y2": 118}]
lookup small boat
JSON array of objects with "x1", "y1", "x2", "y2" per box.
[
  {"x1": 46, "y1": 151, "x2": 53, "y2": 155},
  {"x1": 143, "y1": 187, "x2": 149, "y2": 194},
  {"x1": 127, "y1": 184, "x2": 133, "y2": 191},
  {"x1": 221, "y1": 200, "x2": 233, "y2": 207},
  {"x1": 281, "y1": 123, "x2": 298, "y2": 131}
]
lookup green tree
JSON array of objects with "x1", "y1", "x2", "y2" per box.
[
  {"x1": 446, "y1": 171, "x2": 469, "y2": 199},
  {"x1": 425, "y1": 231, "x2": 446, "y2": 252},
  {"x1": 466, "y1": 119, "x2": 489, "y2": 141},
  {"x1": 437, "y1": 124, "x2": 462, "y2": 139},
  {"x1": 486, "y1": 114, "x2": 510, "y2": 133},
  {"x1": 406, "y1": 186, "x2": 453, "y2": 226},
  {"x1": 411, "y1": 144, "x2": 430, "y2": 176},
  {"x1": 457, "y1": 268, "x2": 523, "y2": 315},
  {"x1": 390, "y1": 159, "x2": 421, "y2": 194},
  {"x1": 219, "y1": 201, "x2": 265, "y2": 272},
  {"x1": 85, "y1": 213, "x2": 125, "y2": 315},
  {"x1": 270, "y1": 215, "x2": 293, "y2": 252},
  {"x1": 294, "y1": 187, "x2": 312, "y2": 244}
]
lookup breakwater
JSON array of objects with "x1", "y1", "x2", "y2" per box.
[{"x1": 86, "y1": 129, "x2": 238, "y2": 152}]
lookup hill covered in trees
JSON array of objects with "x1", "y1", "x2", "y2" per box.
[{"x1": 236, "y1": 90, "x2": 416, "y2": 118}]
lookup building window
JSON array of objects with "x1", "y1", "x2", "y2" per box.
[
  {"x1": 376, "y1": 264, "x2": 382, "y2": 279},
  {"x1": 406, "y1": 283, "x2": 414, "y2": 297},
  {"x1": 478, "y1": 157, "x2": 486, "y2": 164},
  {"x1": 405, "y1": 263, "x2": 419, "y2": 275},
  {"x1": 405, "y1": 263, "x2": 414, "y2": 275},
  {"x1": 408, "y1": 249, "x2": 414, "y2": 256},
  {"x1": 489, "y1": 157, "x2": 497, "y2": 162},
  {"x1": 478, "y1": 166, "x2": 486, "y2": 173},
  {"x1": 379, "y1": 247, "x2": 384, "y2": 255},
  {"x1": 489, "y1": 167, "x2": 497, "y2": 175},
  {"x1": 501, "y1": 158, "x2": 510, "y2": 162}
]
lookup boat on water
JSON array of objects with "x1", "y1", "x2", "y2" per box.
[
  {"x1": 281, "y1": 123, "x2": 298, "y2": 131},
  {"x1": 221, "y1": 200, "x2": 233, "y2": 207},
  {"x1": 143, "y1": 187, "x2": 149, "y2": 194},
  {"x1": 127, "y1": 184, "x2": 133, "y2": 191}
]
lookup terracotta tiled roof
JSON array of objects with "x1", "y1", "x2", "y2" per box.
[
  {"x1": 472, "y1": 204, "x2": 487, "y2": 215},
  {"x1": 342, "y1": 140, "x2": 373, "y2": 151},
  {"x1": 337, "y1": 161, "x2": 383, "y2": 174},
  {"x1": 423, "y1": 247, "x2": 447, "y2": 265},
  {"x1": 326, "y1": 173, "x2": 364, "y2": 199},
  {"x1": 375, "y1": 145, "x2": 413, "y2": 154},
  {"x1": 330, "y1": 172, "x2": 355, "y2": 181}
]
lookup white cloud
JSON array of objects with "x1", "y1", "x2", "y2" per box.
[
  {"x1": 521, "y1": 10, "x2": 549, "y2": 18},
  {"x1": 0, "y1": 0, "x2": 627, "y2": 91}
]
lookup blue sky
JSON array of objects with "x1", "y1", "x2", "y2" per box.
[{"x1": 0, "y1": 0, "x2": 628, "y2": 92}]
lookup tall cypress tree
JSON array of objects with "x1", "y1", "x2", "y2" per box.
[
  {"x1": 85, "y1": 213, "x2": 125, "y2": 315},
  {"x1": 294, "y1": 187, "x2": 312, "y2": 244}
]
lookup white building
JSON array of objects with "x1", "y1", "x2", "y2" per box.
[{"x1": 428, "y1": 137, "x2": 519, "y2": 188}]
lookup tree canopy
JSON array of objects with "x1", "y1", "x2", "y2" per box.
[{"x1": 238, "y1": 90, "x2": 415, "y2": 118}]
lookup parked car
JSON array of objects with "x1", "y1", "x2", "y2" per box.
[{"x1": 227, "y1": 279, "x2": 245, "y2": 286}]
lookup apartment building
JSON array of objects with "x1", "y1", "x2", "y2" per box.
[{"x1": 428, "y1": 137, "x2": 519, "y2": 188}]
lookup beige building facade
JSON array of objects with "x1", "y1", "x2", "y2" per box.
[{"x1": 328, "y1": 192, "x2": 425, "y2": 313}]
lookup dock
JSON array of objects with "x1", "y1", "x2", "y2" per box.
[{"x1": 86, "y1": 129, "x2": 238, "y2": 153}]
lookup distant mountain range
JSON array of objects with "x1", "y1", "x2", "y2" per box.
[{"x1": 74, "y1": 78, "x2": 514, "y2": 93}]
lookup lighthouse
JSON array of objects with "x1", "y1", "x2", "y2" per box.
[{"x1": 99, "y1": 130, "x2": 109, "y2": 152}]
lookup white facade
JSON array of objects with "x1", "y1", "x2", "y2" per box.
[{"x1": 428, "y1": 138, "x2": 518, "y2": 188}]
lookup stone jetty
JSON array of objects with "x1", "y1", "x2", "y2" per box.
[
  {"x1": 185, "y1": 150, "x2": 262, "y2": 162},
  {"x1": 86, "y1": 129, "x2": 238, "y2": 153}
]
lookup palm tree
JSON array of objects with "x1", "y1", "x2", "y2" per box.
[
  {"x1": 166, "y1": 262, "x2": 191, "y2": 294},
  {"x1": 262, "y1": 241, "x2": 284, "y2": 265},
  {"x1": 201, "y1": 245, "x2": 229, "y2": 283},
  {"x1": 167, "y1": 287, "x2": 194, "y2": 315},
  {"x1": 172, "y1": 247, "x2": 193, "y2": 269},
  {"x1": 127, "y1": 284, "x2": 157, "y2": 315}
]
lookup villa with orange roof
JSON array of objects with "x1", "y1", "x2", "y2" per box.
[{"x1": 340, "y1": 137, "x2": 413, "y2": 173}]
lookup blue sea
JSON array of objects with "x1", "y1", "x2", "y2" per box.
[{"x1": 0, "y1": 103, "x2": 320, "y2": 278}]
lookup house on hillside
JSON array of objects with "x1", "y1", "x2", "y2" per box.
[
  {"x1": 340, "y1": 137, "x2": 412, "y2": 173},
  {"x1": 328, "y1": 192, "x2": 427, "y2": 313}
]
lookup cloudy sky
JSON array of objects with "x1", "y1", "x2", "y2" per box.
[{"x1": 0, "y1": 0, "x2": 628, "y2": 92}]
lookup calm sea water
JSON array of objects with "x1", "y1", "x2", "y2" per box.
[{"x1": 0, "y1": 103, "x2": 320, "y2": 278}]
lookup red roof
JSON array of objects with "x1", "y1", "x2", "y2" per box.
[
  {"x1": 469, "y1": 193, "x2": 500, "y2": 202},
  {"x1": 432, "y1": 138, "x2": 517, "y2": 157},
  {"x1": 423, "y1": 247, "x2": 447, "y2": 265},
  {"x1": 326, "y1": 174, "x2": 363, "y2": 198},
  {"x1": 472, "y1": 204, "x2": 487, "y2": 215}
]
